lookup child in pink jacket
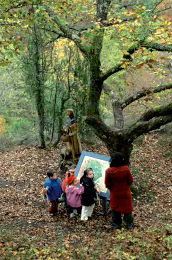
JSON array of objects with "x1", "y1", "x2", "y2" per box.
[{"x1": 65, "y1": 176, "x2": 84, "y2": 218}]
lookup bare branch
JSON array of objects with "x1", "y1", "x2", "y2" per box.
[
  {"x1": 125, "y1": 100, "x2": 172, "y2": 142},
  {"x1": 100, "y1": 63, "x2": 124, "y2": 82},
  {"x1": 85, "y1": 115, "x2": 117, "y2": 142},
  {"x1": 44, "y1": 27, "x2": 64, "y2": 36},
  {"x1": 126, "y1": 114, "x2": 172, "y2": 143},
  {"x1": 44, "y1": 6, "x2": 89, "y2": 56},
  {"x1": 141, "y1": 42, "x2": 172, "y2": 52},
  {"x1": 0, "y1": 22, "x2": 21, "y2": 26},
  {"x1": 151, "y1": 0, "x2": 165, "y2": 13},
  {"x1": 44, "y1": 35, "x2": 62, "y2": 47},
  {"x1": 100, "y1": 41, "x2": 142, "y2": 82},
  {"x1": 156, "y1": 5, "x2": 172, "y2": 14},
  {"x1": 140, "y1": 102, "x2": 172, "y2": 121},
  {"x1": 121, "y1": 82, "x2": 172, "y2": 109},
  {"x1": 0, "y1": 1, "x2": 27, "y2": 16}
]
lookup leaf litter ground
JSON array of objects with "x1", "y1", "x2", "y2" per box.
[{"x1": 0, "y1": 133, "x2": 172, "y2": 259}]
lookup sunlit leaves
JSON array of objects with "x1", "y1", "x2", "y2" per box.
[
  {"x1": 107, "y1": 2, "x2": 172, "y2": 52},
  {"x1": 0, "y1": 117, "x2": 5, "y2": 134}
]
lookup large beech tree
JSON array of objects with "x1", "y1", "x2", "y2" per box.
[
  {"x1": 1, "y1": 0, "x2": 172, "y2": 161},
  {"x1": 44, "y1": 0, "x2": 172, "y2": 162}
]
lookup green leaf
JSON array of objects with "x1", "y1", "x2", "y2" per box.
[{"x1": 0, "y1": 61, "x2": 11, "y2": 66}]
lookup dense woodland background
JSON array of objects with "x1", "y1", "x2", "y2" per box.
[
  {"x1": 0, "y1": 0, "x2": 172, "y2": 259},
  {"x1": 0, "y1": 0, "x2": 172, "y2": 156}
]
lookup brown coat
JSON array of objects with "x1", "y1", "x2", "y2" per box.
[
  {"x1": 105, "y1": 166, "x2": 133, "y2": 214},
  {"x1": 68, "y1": 123, "x2": 82, "y2": 157}
]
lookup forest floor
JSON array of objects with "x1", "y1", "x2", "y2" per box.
[{"x1": 0, "y1": 132, "x2": 172, "y2": 260}]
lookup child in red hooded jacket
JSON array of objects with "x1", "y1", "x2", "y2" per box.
[
  {"x1": 61, "y1": 166, "x2": 75, "y2": 192},
  {"x1": 65, "y1": 176, "x2": 84, "y2": 218},
  {"x1": 60, "y1": 166, "x2": 75, "y2": 206}
]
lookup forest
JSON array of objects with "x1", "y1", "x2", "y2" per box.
[{"x1": 0, "y1": 0, "x2": 172, "y2": 259}]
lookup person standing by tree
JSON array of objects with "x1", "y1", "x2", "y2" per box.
[
  {"x1": 105, "y1": 152, "x2": 134, "y2": 230},
  {"x1": 61, "y1": 108, "x2": 82, "y2": 163}
]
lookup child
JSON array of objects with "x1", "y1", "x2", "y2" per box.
[
  {"x1": 61, "y1": 166, "x2": 75, "y2": 193},
  {"x1": 80, "y1": 168, "x2": 97, "y2": 221},
  {"x1": 65, "y1": 175, "x2": 84, "y2": 218},
  {"x1": 43, "y1": 169, "x2": 62, "y2": 216},
  {"x1": 60, "y1": 166, "x2": 75, "y2": 206}
]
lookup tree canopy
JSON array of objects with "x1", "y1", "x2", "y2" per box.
[{"x1": 0, "y1": 0, "x2": 172, "y2": 160}]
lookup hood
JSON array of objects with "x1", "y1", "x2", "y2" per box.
[
  {"x1": 66, "y1": 185, "x2": 76, "y2": 193},
  {"x1": 106, "y1": 165, "x2": 128, "y2": 173}
]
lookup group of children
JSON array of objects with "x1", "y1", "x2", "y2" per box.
[
  {"x1": 43, "y1": 152, "x2": 134, "y2": 230},
  {"x1": 43, "y1": 167, "x2": 99, "y2": 220}
]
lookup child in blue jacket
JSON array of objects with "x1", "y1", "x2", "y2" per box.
[{"x1": 43, "y1": 169, "x2": 62, "y2": 216}]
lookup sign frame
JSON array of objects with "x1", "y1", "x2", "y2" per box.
[{"x1": 74, "y1": 151, "x2": 110, "y2": 198}]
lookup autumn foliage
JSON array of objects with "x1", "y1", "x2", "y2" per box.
[{"x1": 0, "y1": 117, "x2": 5, "y2": 134}]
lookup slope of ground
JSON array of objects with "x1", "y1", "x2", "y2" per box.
[{"x1": 0, "y1": 133, "x2": 172, "y2": 259}]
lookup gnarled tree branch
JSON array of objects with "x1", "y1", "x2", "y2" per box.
[
  {"x1": 125, "y1": 101, "x2": 172, "y2": 142},
  {"x1": 100, "y1": 41, "x2": 145, "y2": 82},
  {"x1": 121, "y1": 82, "x2": 172, "y2": 109},
  {"x1": 44, "y1": 6, "x2": 89, "y2": 57},
  {"x1": 100, "y1": 63, "x2": 124, "y2": 82},
  {"x1": 140, "y1": 102, "x2": 172, "y2": 121},
  {"x1": 126, "y1": 115, "x2": 172, "y2": 143},
  {"x1": 141, "y1": 42, "x2": 172, "y2": 52},
  {"x1": 85, "y1": 115, "x2": 116, "y2": 142},
  {"x1": 0, "y1": 1, "x2": 27, "y2": 16}
]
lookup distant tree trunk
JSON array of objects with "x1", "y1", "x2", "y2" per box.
[
  {"x1": 112, "y1": 100, "x2": 124, "y2": 129},
  {"x1": 22, "y1": 23, "x2": 46, "y2": 148},
  {"x1": 55, "y1": 99, "x2": 66, "y2": 144},
  {"x1": 54, "y1": 94, "x2": 70, "y2": 145},
  {"x1": 51, "y1": 83, "x2": 58, "y2": 142},
  {"x1": 33, "y1": 24, "x2": 45, "y2": 148},
  {"x1": 35, "y1": 91, "x2": 45, "y2": 148},
  {"x1": 54, "y1": 48, "x2": 72, "y2": 145},
  {"x1": 103, "y1": 86, "x2": 124, "y2": 129}
]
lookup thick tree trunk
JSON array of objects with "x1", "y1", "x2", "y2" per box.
[
  {"x1": 85, "y1": 115, "x2": 132, "y2": 164},
  {"x1": 87, "y1": 58, "x2": 102, "y2": 115},
  {"x1": 105, "y1": 136, "x2": 133, "y2": 165}
]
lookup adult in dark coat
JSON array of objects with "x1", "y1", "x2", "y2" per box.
[{"x1": 105, "y1": 152, "x2": 133, "y2": 230}]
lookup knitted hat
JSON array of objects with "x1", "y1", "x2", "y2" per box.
[{"x1": 67, "y1": 176, "x2": 76, "y2": 185}]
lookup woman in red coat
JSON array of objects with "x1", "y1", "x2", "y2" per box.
[{"x1": 105, "y1": 152, "x2": 133, "y2": 230}]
